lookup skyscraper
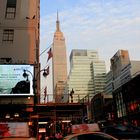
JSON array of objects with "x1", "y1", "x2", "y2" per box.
[
  {"x1": 52, "y1": 12, "x2": 67, "y2": 101},
  {"x1": 110, "y1": 49, "x2": 140, "y2": 90},
  {"x1": 67, "y1": 49, "x2": 106, "y2": 103}
]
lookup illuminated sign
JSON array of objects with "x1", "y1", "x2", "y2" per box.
[
  {"x1": 72, "y1": 123, "x2": 100, "y2": 133},
  {"x1": 0, "y1": 64, "x2": 34, "y2": 96},
  {"x1": 0, "y1": 122, "x2": 29, "y2": 137}
]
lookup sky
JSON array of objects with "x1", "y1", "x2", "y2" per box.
[{"x1": 40, "y1": 0, "x2": 140, "y2": 97}]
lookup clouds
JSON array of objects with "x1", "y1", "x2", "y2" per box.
[
  {"x1": 39, "y1": 0, "x2": 140, "y2": 95},
  {"x1": 40, "y1": 0, "x2": 140, "y2": 72}
]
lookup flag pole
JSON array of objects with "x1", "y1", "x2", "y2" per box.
[
  {"x1": 44, "y1": 43, "x2": 54, "y2": 102},
  {"x1": 44, "y1": 86, "x2": 47, "y2": 103},
  {"x1": 39, "y1": 43, "x2": 53, "y2": 57},
  {"x1": 51, "y1": 43, "x2": 55, "y2": 102},
  {"x1": 40, "y1": 43, "x2": 53, "y2": 103}
]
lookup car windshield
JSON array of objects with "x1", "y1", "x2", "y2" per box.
[{"x1": 67, "y1": 133, "x2": 117, "y2": 140}]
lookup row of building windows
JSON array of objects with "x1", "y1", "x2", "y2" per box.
[
  {"x1": 5, "y1": 0, "x2": 17, "y2": 19},
  {"x1": 1, "y1": 0, "x2": 16, "y2": 43}
]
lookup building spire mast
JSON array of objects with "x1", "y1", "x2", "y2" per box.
[
  {"x1": 56, "y1": 10, "x2": 60, "y2": 31},
  {"x1": 57, "y1": 10, "x2": 59, "y2": 21}
]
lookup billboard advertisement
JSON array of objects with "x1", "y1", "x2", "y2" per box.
[
  {"x1": 0, "y1": 64, "x2": 34, "y2": 96},
  {"x1": 0, "y1": 122, "x2": 29, "y2": 137}
]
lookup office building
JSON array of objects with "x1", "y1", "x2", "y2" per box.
[
  {"x1": 111, "y1": 50, "x2": 140, "y2": 90},
  {"x1": 108, "y1": 50, "x2": 140, "y2": 125},
  {"x1": 105, "y1": 71, "x2": 113, "y2": 95},
  {"x1": 67, "y1": 49, "x2": 106, "y2": 103}
]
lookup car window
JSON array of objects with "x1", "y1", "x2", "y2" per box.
[
  {"x1": 77, "y1": 133, "x2": 114, "y2": 140},
  {"x1": 70, "y1": 136, "x2": 78, "y2": 140}
]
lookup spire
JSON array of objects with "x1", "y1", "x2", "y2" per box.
[
  {"x1": 56, "y1": 11, "x2": 60, "y2": 31},
  {"x1": 57, "y1": 10, "x2": 59, "y2": 21}
]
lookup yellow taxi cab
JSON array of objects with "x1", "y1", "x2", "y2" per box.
[{"x1": 63, "y1": 131, "x2": 119, "y2": 140}]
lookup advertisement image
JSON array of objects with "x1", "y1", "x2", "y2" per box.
[{"x1": 0, "y1": 64, "x2": 34, "y2": 96}]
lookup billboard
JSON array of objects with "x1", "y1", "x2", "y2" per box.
[
  {"x1": 0, "y1": 64, "x2": 34, "y2": 96},
  {"x1": 0, "y1": 122, "x2": 29, "y2": 137}
]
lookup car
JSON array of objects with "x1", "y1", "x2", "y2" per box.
[
  {"x1": 63, "y1": 131, "x2": 119, "y2": 140},
  {"x1": 103, "y1": 124, "x2": 140, "y2": 139}
]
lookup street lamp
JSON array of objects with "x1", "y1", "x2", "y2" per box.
[
  {"x1": 23, "y1": 68, "x2": 49, "y2": 138},
  {"x1": 23, "y1": 69, "x2": 36, "y2": 112},
  {"x1": 70, "y1": 88, "x2": 74, "y2": 103},
  {"x1": 23, "y1": 68, "x2": 49, "y2": 111}
]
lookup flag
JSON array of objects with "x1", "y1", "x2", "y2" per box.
[{"x1": 47, "y1": 48, "x2": 53, "y2": 62}]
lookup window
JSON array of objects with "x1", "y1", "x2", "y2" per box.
[
  {"x1": 2, "y1": 29, "x2": 14, "y2": 43},
  {"x1": 78, "y1": 133, "x2": 114, "y2": 140},
  {"x1": 70, "y1": 137, "x2": 78, "y2": 140},
  {"x1": 5, "y1": 0, "x2": 17, "y2": 19}
]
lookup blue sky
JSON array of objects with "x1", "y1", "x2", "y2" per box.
[{"x1": 40, "y1": 0, "x2": 140, "y2": 96}]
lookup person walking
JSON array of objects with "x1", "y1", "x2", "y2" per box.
[{"x1": 40, "y1": 133, "x2": 46, "y2": 140}]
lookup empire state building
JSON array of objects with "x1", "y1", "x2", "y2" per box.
[{"x1": 52, "y1": 13, "x2": 67, "y2": 102}]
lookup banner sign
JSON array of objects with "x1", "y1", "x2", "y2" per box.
[
  {"x1": 0, "y1": 122, "x2": 29, "y2": 137},
  {"x1": 0, "y1": 64, "x2": 34, "y2": 96},
  {"x1": 72, "y1": 123, "x2": 100, "y2": 133}
]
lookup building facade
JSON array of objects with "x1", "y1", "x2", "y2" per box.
[
  {"x1": 113, "y1": 74, "x2": 140, "y2": 126},
  {"x1": 105, "y1": 70, "x2": 113, "y2": 95},
  {"x1": 67, "y1": 49, "x2": 106, "y2": 103},
  {"x1": 0, "y1": 0, "x2": 40, "y2": 64},
  {"x1": 0, "y1": 0, "x2": 40, "y2": 136},
  {"x1": 108, "y1": 50, "x2": 140, "y2": 126},
  {"x1": 90, "y1": 93, "x2": 113, "y2": 122},
  {"x1": 110, "y1": 50, "x2": 140, "y2": 90},
  {"x1": 52, "y1": 13, "x2": 67, "y2": 101}
]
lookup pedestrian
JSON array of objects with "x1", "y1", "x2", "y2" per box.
[
  {"x1": 40, "y1": 133, "x2": 46, "y2": 140},
  {"x1": 55, "y1": 132, "x2": 63, "y2": 140}
]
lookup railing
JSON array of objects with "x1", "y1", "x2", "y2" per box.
[{"x1": 39, "y1": 93, "x2": 91, "y2": 104}]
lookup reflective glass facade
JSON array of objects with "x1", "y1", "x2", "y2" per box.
[{"x1": 67, "y1": 50, "x2": 106, "y2": 103}]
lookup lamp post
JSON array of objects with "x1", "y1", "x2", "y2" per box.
[
  {"x1": 23, "y1": 68, "x2": 49, "y2": 138},
  {"x1": 70, "y1": 88, "x2": 74, "y2": 103},
  {"x1": 23, "y1": 68, "x2": 49, "y2": 112}
]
